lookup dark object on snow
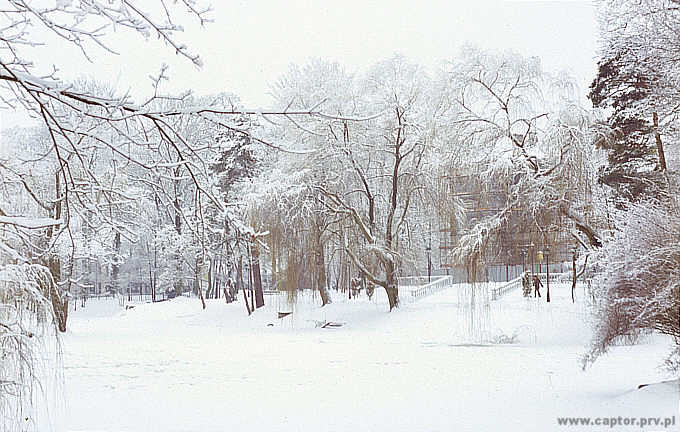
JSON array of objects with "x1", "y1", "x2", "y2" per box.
[
  {"x1": 125, "y1": 305, "x2": 135, "y2": 310},
  {"x1": 322, "y1": 322, "x2": 344, "y2": 328},
  {"x1": 308, "y1": 320, "x2": 345, "y2": 328},
  {"x1": 224, "y1": 278, "x2": 237, "y2": 304},
  {"x1": 533, "y1": 275, "x2": 543, "y2": 298},
  {"x1": 638, "y1": 379, "x2": 678, "y2": 389},
  {"x1": 349, "y1": 277, "x2": 363, "y2": 299},
  {"x1": 521, "y1": 271, "x2": 532, "y2": 297},
  {"x1": 278, "y1": 311, "x2": 292, "y2": 319}
]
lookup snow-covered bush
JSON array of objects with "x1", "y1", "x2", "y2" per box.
[
  {"x1": 0, "y1": 264, "x2": 60, "y2": 431},
  {"x1": 584, "y1": 192, "x2": 680, "y2": 370}
]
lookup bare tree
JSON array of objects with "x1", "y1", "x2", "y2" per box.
[
  {"x1": 264, "y1": 57, "x2": 435, "y2": 310},
  {"x1": 0, "y1": 2, "x2": 355, "y2": 427},
  {"x1": 437, "y1": 47, "x2": 601, "y2": 280}
]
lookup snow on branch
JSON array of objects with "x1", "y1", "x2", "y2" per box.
[
  {"x1": 3, "y1": 0, "x2": 209, "y2": 66},
  {"x1": 0, "y1": 216, "x2": 63, "y2": 229}
]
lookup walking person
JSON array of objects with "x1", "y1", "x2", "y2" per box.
[{"x1": 533, "y1": 275, "x2": 543, "y2": 298}]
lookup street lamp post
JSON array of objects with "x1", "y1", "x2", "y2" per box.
[
  {"x1": 426, "y1": 246, "x2": 432, "y2": 283},
  {"x1": 545, "y1": 247, "x2": 551, "y2": 303},
  {"x1": 427, "y1": 221, "x2": 432, "y2": 283}
]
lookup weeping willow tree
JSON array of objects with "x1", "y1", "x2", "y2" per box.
[
  {"x1": 449, "y1": 212, "x2": 506, "y2": 342},
  {"x1": 246, "y1": 173, "x2": 333, "y2": 307},
  {"x1": 436, "y1": 47, "x2": 600, "y2": 341},
  {"x1": 0, "y1": 264, "x2": 61, "y2": 432},
  {"x1": 280, "y1": 209, "x2": 332, "y2": 306}
]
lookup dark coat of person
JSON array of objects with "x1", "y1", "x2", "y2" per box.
[{"x1": 532, "y1": 275, "x2": 543, "y2": 298}]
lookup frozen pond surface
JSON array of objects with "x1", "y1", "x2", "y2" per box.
[{"x1": 36, "y1": 283, "x2": 678, "y2": 431}]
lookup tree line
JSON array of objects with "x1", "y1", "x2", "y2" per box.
[{"x1": 1, "y1": 0, "x2": 679, "y2": 429}]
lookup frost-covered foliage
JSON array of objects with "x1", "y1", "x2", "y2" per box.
[
  {"x1": 596, "y1": 0, "x2": 680, "y2": 127},
  {"x1": 1, "y1": 1, "x2": 334, "y2": 316},
  {"x1": 248, "y1": 50, "x2": 596, "y2": 312},
  {"x1": 440, "y1": 47, "x2": 601, "y2": 271},
  {"x1": 262, "y1": 56, "x2": 438, "y2": 310},
  {"x1": 0, "y1": 3, "x2": 307, "y2": 426},
  {"x1": 591, "y1": 0, "x2": 680, "y2": 203},
  {"x1": 585, "y1": 193, "x2": 680, "y2": 370},
  {"x1": 0, "y1": 264, "x2": 59, "y2": 432},
  {"x1": 581, "y1": 0, "x2": 680, "y2": 372}
]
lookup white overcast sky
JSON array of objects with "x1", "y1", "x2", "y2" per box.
[{"x1": 2, "y1": 0, "x2": 599, "y2": 128}]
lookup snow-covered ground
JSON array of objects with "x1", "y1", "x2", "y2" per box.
[{"x1": 35, "y1": 283, "x2": 678, "y2": 431}]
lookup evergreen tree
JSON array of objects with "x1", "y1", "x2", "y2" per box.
[
  {"x1": 589, "y1": 51, "x2": 663, "y2": 205},
  {"x1": 212, "y1": 128, "x2": 259, "y2": 195},
  {"x1": 589, "y1": 0, "x2": 680, "y2": 206}
]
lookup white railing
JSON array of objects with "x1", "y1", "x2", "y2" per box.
[
  {"x1": 491, "y1": 275, "x2": 523, "y2": 301},
  {"x1": 491, "y1": 272, "x2": 572, "y2": 300},
  {"x1": 404, "y1": 275, "x2": 453, "y2": 300},
  {"x1": 539, "y1": 272, "x2": 571, "y2": 284},
  {"x1": 399, "y1": 276, "x2": 430, "y2": 288}
]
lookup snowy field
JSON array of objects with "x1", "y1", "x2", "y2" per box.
[{"x1": 35, "y1": 283, "x2": 678, "y2": 431}]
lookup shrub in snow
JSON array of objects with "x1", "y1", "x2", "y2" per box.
[
  {"x1": 584, "y1": 192, "x2": 680, "y2": 371},
  {"x1": 0, "y1": 264, "x2": 60, "y2": 431}
]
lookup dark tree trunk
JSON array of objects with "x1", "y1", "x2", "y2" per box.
[
  {"x1": 251, "y1": 243, "x2": 264, "y2": 309},
  {"x1": 148, "y1": 265, "x2": 155, "y2": 302},
  {"x1": 385, "y1": 261, "x2": 399, "y2": 311},
  {"x1": 196, "y1": 261, "x2": 206, "y2": 309},
  {"x1": 248, "y1": 254, "x2": 255, "y2": 312},
  {"x1": 48, "y1": 171, "x2": 67, "y2": 331},
  {"x1": 173, "y1": 171, "x2": 183, "y2": 296},
  {"x1": 386, "y1": 284, "x2": 399, "y2": 311},
  {"x1": 314, "y1": 227, "x2": 331, "y2": 306},
  {"x1": 546, "y1": 257, "x2": 550, "y2": 303},
  {"x1": 48, "y1": 258, "x2": 67, "y2": 332},
  {"x1": 571, "y1": 252, "x2": 577, "y2": 303},
  {"x1": 206, "y1": 259, "x2": 213, "y2": 299},
  {"x1": 112, "y1": 231, "x2": 121, "y2": 294},
  {"x1": 571, "y1": 251, "x2": 589, "y2": 304},
  {"x1": 239, "y1": 256, "x2": 251, "y2": 315},
  {"x1": 653, "y1": 112, "x2": 667, "y2": 172}
]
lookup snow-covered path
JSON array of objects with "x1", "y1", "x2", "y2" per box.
[{"x1": 37, "y1": 283, "x2": 678, "y2": 431}]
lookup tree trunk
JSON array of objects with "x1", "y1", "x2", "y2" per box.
[
  {"x1": 385, "y1": 261, "x2": 399, "y2": 311},
  {"x1": 571, "y1": 251, "x2": 589, "y2": 304},
  {"x1": 112, "y1": 232, "x2": 122, "y2": 305},
  {"x1": 148, "y1": 264, "x2": 155, "y2": 302},
  {"x1": 653, "y1": 112, "x2": 667, "y2": 172},
  {"x1": 196, "y1": 261, "x2": 206, "y2": 310},
  {"x1": 251, "y1": 243, "x2": 265, "y2": 309},
  {"x1": 383, "y1": 115, "x2": 402, "y2": 311},
  {"x1": 546, "y1": 255, "x2": 550, "y2": 303},
  {"x1": 571, "y1": 252, "x2": 577, "y2": 303},
  {"x1": 314, "y1": 227, "x2": 331, "y2": 306},
  {"x1": 248, "y1": 252, "x2": 255, "y2": 312},
  {"x1": 48, "y1": 170, "x2": 67, "y2": 331},
  {"x1": 386, "y1": 284, "x2": 399, "y2": 311},
  {"x1": 318, "y1": 276, "x2": 331, "y2": 306},
  {"x1": 173, "y1": 173, "x2": 183, "y2": 297},
  {"x1": 206, "y1": 259, "x2": 213, "y2": 299},
  {"x1": 48, "y1": 258, "x2": 67, "y2": 332},
  {"x1": 239, "y1": 256, "x2": 251, "y2": 315}
]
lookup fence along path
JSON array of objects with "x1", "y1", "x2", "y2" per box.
[
  {"x1": 399, "y1": 275, "x2": 454, "y2": 301},
  {"x1": 386, "y1": 272, "x2": 569, "y2": 303},
  {"x1": 490, "y1": 272, "x2": 571, "y2": 300}
]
